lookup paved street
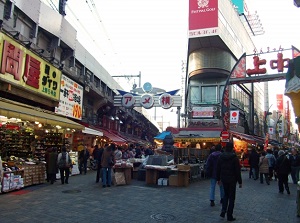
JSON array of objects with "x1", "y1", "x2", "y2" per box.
[{"x1": 0, "y1": 170, "x2": 299, "y2": 223}]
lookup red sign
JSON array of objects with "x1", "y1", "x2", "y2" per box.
[
  {"x1": 189, "y1": 0, "x2": 218, "y2": 38},
  {"x1": 221, "y1": 131, "x2": 230, "y2": 142}
]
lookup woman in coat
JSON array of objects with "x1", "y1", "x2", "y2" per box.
[{"x1": 259, "y1": 151, "x2": 270, "y2": 185}]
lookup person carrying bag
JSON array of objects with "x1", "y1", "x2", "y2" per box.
[{"x1": 57, "y1": 146, "x2": 73, "y2": 184}]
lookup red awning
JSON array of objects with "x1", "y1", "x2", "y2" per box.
[{"x1": 100, "y1": 129, "x2": 126, "y2": 145}]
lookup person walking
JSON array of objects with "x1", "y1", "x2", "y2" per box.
[
  {"x1": 57, "y1": 146, "x2": 72, "y2": 184},
  {"x1": 216, "y1": 142, "x2": 242, "y2": 222},
  {"x1": 79, "y1": 145, "x2": 90, "y2": 175},
  {"x1": 47, "y1": 147, "x2": 58, "y2": 184},
  {"x1": 248, "y1": 148, "x2": 260, "y2": 180},
  {"x1": 93, "y1": 144, "x2": 104, "y2": 183},
  {"x1": 205, "y1": 144, "x2": 224, "y2": 207},
  {"x1": 275, "y1": 150, "x2": 291, "y2": 194},
  {"x1": 101, "y1": 143, "x2": 115, "y2": 188},
  {"x1": 259, "y1": 151, "x2": 270, "y2": 185},
  {"x1": 265, "y1": 149, "x2": 276, "y2": 181},
  {"x1": 289, "y1": 148, "x2": 300, "y2": 184}
]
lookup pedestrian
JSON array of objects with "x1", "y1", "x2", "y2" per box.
[
  {"x1": 46, "y1": 147, "x2": 58, "y2": 184},
  {"x1": 259, "y1": 151, "x2": 270, "y2": 185},
  {"x1": 57, "y1": 146, "x2": 72, "y2": 184},
  {"x1": 114, "y1": 146, "x2": 123, "y2": 161},
  {"x1": 93, "y1": 144, "x2": 104, "y2": 183},
  {"x1": 275, "y1": 150, "x2": 291, "y2": 194},
  {"x1": 216, "y1": 142, "x2": 242, "y2": 222},
  {"x1": 205, "y1": 144, "x2": 224, "y2": 207},
  {"x1": 265, "y1": 149, "x2": 276, "y2": 181},
  {"x1": 248, "y1": 148, "x2": 259, "y2": 180},
  {"x1": 101, "y1": 143, "x2": 115, "y2": 188},
  {"x1": 79, "y1": 145, "x2": 90, "y2": 174},
  {"x1": 289, "y1": 148, "x2": 300, "y2": 184}
]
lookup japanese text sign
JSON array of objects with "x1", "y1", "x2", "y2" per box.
[
  {"x1": 55, "y1": 74, "x2": 83, "y2": 120},
  {"x1": 0, "y1": 33, "x2": 61, "y2": 100}
]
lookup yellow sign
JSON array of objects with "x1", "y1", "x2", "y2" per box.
[
  {"x1": 0, "y1": 33, "x2": 61, "y2": 100},
  {"x1": 174, "y1": 137, "x2": 220, "y2": 143}
]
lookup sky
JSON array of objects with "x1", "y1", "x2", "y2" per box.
[{"x1": 42, "y1": 0, "x2": 300, "y2": 130}]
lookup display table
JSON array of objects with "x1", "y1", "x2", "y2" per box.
[
  {"x1": 114, "y1": 166, "x2": 132, "y2": 184},
  {"x1": 145, "y1": 165, "x2": 190, "y2": 187}
]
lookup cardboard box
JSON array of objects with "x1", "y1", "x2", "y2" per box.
[
  {"x1": 177, "y1": 164, "x2": 190, "y2": 171},
  {"x1": 157, "y1": 178, "x2": 164, "y2": 186},
  {"x1": 162, "y1": 178, "x2": 168, "y2": 186},
  {"x1": 169, "y1": 175, "x2": 178, "y2": 186}
]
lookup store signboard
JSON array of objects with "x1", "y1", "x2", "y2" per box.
[
  {"x1": 55, "y1": 74, "x2": 83, "y2": 120},
  {"x1": 231, "y1": 0, "x2": 244, "y2": 14},
  {"x1": 192, "y1": 107, "x2": 214, "y2": 118},
  {"x1": 0, "y1": 33, "x2": 61, "y2": 101},
  {"x1": 188, "y1": 0, "x2": 218, "y2": 38}
]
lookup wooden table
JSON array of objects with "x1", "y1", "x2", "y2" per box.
[{"x1": 114, "y1": 166, "x2": 132, "y2": 184}]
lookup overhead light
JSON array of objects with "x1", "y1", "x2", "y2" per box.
[
  {"x1": 35, "y1": 121, "x2": 39, "y2": 124},
  {"x1": 66, "y1": 128, "x2": 70, "y2": 131},
  {"x1": 119, "y1": 120, "x2": 123, "y2": 124},
  {"x1": 110, "y1": 116, "x2": 114, "y2": 120},
  {"x1": 56, "y1": 125, "x2": 61, "y2": 129},
  {"x1": 45, "y1": 130, "x2": 49, "y2": 133},
  {"x1": 38, "y1": 123, "x2": 42, "y2": 128}
]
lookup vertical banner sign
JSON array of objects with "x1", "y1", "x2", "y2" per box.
[
  {"x1": 276, "y1": 94, "x2": 284, "y2": 114},
  {"x1": 221, "y1": 53, "x2": 246, "y2": 131},
  {"x1": 188, "y1": 0, "x2": 218, "y2": 38},
  {"x1": 55, "y1": 74, "x2": 83, "y2": 120}
]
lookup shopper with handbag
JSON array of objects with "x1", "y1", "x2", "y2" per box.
[
  {"x1": 101, "y1": 143, "x2": 115, "y2": 188},
  {"x1": 57, "y1": 146, "x2": 73, "y2": 184}
]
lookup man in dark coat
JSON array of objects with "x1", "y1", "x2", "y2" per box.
[
  {"x1": 248, "y1": 148, "x2": 260, "y2": 180},
  {"x1": 93, "y1": 144, "x2": 104, "y2": 183},
  {"x1": 217, "y1": 142, "x2": 242, "y2": 222},
  {"x1": 47, "y1": 147, "x2": 58, "y2": 184},
  {"x1": 275, "y1": 150, "x2": 291, "y2": 194}
]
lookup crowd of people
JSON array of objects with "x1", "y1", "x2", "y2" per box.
[{"x1": 206, "y1": 143, "x2": 300, "y2": 221}]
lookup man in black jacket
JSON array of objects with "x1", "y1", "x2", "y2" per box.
[
  {"x1": 275, "y1": 150, "x2": 291, "y2": 194},
  {"x1": 217, "y1": 142, "x2": 242, "y2": 222}
]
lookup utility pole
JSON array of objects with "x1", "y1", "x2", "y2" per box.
[{"x1": 112, "y1": 71, "x2": 141, "y2": 88}]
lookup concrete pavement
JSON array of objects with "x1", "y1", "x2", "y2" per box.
[{"x1": 0, "y1": 170, "x2": 299, "y2": 223}]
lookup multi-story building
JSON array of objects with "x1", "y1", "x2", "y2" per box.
[{"x1": 167, "y1": 0, "x2": 265, "y2": 151}]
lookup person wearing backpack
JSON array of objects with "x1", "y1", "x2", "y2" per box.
[
  {"x1": 205, "y1": 144, "x2": 224, "y2": 207},
  {"x1": 57, "y1": 146, "x2": 73, "y2": 184}
]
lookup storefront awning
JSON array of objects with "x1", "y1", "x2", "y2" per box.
[
  {"x1": 154, "y1": 131, "x2": 171, "y2": 140},
  {"x1": 100, "y1": 129, "x2": 126, "y2": 145},
  {"x1": 0, "y1": 99, "x2": 84, "y2": 130},
  {"x1": 230, "y1": 131, "x2": 256, "y2": 144},
  {"x1": 82, "y1": 127, "x2": 103, "y2": 136}
]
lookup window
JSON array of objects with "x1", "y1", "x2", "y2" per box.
[
  {"x1": 219, "y1": 85, "x2": 225, "y2": 102},
  {"x1": 190, "y1": 86, "x2": 200, "y2": 104},
  {"x1": 202, "y1": 86, "x2": 217, "y2": 103}
]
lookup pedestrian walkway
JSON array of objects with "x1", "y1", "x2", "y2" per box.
[{"x1": 0, "y1": 170, "x2": 299, "y2": 223}]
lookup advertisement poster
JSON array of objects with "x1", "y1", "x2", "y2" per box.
[
  {"x1": 55, "y1": 74, "x2": 83, "y2": 120},
  {"x1": 189, "y1": 0, "x2": 218, "y2": 38}
]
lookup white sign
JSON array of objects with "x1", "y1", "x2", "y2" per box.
[
  {"x1": 192, "y1": 107, "x2": 214, "y2": 118},
  {"x1": 159, "y1": 93, "x2": 174, "y2": 109},
  {"x1": 55, "y1": 74, "x2": 83, "y2": 120},
  {"x1": 140, "y1": 94, "x2": 154, "y2": 109},
  {"x1": 230, "y1": 110, "x2": 239, "y2": 123},
  {"x1": 121, "y1": 93, "x2": 135, "y2": 108},
  {"x1": 268, "y1": 127, "x2": 274, "y2": 135}
]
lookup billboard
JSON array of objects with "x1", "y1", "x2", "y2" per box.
[
  {"x1": 231, "y1": 0, "x2": 244, "y2": 14},
  {"x1": 189, "y1": 0, "x2": 218, "y2": 38},
  {"x1": 276, "y1": 94, "x2": 284, "y2": 114},
  {"x1": 0, "y1": 33, "x2": 61, "y2": 100},
  {"x1": 55, "y1": 74, "x2": 83, "y2": 120}
]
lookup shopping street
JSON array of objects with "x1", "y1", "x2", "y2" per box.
[{"x1": 0, "y1": 170, "x2": 298, "y2": 223}]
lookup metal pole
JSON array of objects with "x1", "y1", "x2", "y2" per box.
[{"x1": 177, "y1": 106, "x2": 181, "y2": 128}]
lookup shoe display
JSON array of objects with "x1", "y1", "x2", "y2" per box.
[{"x1": 210, "y1": 200, "x2": 215, "y2": 207}]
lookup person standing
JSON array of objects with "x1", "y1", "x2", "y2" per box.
[
  {"x1": 265, "y1": 149, "x2": 276, "y2": 181},
  {"x1": 205, "y1": 144, "x2": 224, "y2": 207},
  {"x1": 248, "y1": 148, "x2": 260, "y2": 180},
  {"x1": 47, "y1": 147, "x2": 58, "y2": 184},
  {"x1": 57, "y1": 146, "x2": 72, "y2": 184},
  {"x1": 101, "y1": 143, "x2": 115, "y2": 188},
  {"x1": 259, "y1": 151, "x2": 270, "y2": 185},
  {"x1": 275, "y1": 150, "x2": 291, "y2": 194},
  {"x1": 217, "y1": 142, "x2": 242, "y2": 222},
  {"x1": 289, "y1": 148, "x2": 300, "y2": 184},
  {"x1": 93, "y1": 144, "x2": 104, "y2": 183},
  {"x1": 79, "y1": 145, "x2": 90, "y2": 175}
]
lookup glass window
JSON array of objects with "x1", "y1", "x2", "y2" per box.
[
  {"x1": 202, "y1": 86, "x2": 217, "y2": 103},
  {"x1": 219, "y1": 85, "x2": 225, "y2": 102},
  {"x1": 190, "y1": 86, "x2": 200, "y2": 104}
]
